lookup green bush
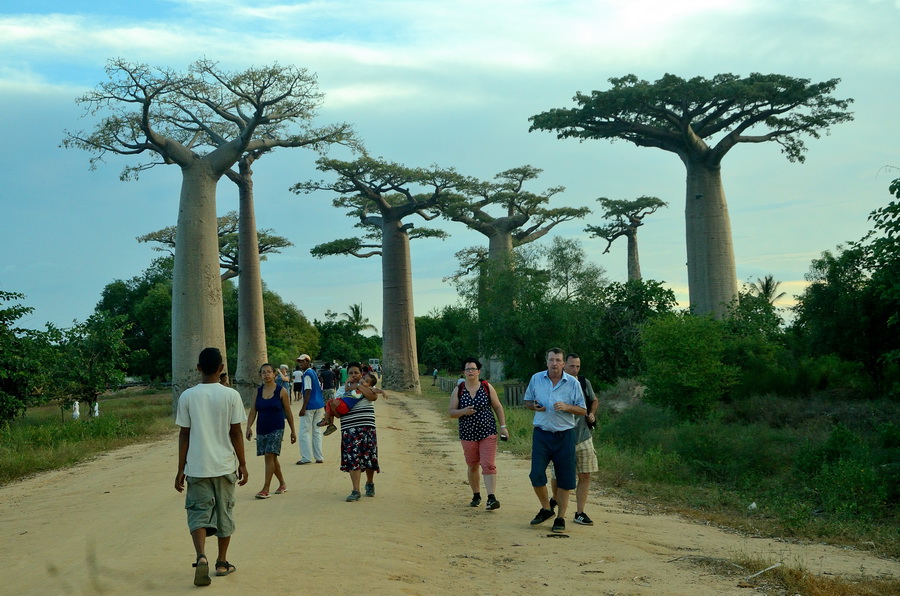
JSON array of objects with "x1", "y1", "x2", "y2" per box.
[
  {"x1": 640, "y1": 313, "x2": 738, "y2": 420},
  {"x1": 813, "y1": 457, "x2": 886, "y2": 517}
]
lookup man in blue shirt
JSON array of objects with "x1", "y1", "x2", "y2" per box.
[
  {"x1": 295, "y1": 354, "x2": 325, "y2": 465},
  {"x1": 523, "y1": 347, "x2": 586, "y2": 533}
]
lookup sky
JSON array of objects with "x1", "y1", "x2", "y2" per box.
[{"x1": 1, "y1": 0, "x2": 898, "y2": 335}]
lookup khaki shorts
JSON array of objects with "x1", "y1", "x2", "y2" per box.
[
  {"x1": 550, "y1": 438, "x2": 599, "y2": 477},
  {"x1": 185, "y1": 474, "x2": 237, "y2": 537}
]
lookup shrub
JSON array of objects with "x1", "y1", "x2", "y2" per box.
[{"x1": 640, "y1": 313, "x2": 738, "y2": 420}]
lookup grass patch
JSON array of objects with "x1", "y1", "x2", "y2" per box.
[{"x1": 0, "y1": 389, "x2": 174, "y2": 485}]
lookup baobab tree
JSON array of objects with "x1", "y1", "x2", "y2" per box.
[
  {"x1": 531, "y1": 73, "x2": 853, "y2": 317},
  {"x1": 64, "y1": 58, "x2": 351, "y2": 405},
  {"x1": 443, "y1": 165, "x2": 589, "y2": 379},
  {"x1": 137, "y1": 211, "x2": 292, "y2": 282},
  {"x1": 444, "y1": 165, "x2": 589, "y2": 265},
  {"x1": 586, "y1": 196, "x2": 668, "y2": 281},
  {"x1": 292, "y1": 156, "x2": 466, "y2": 393}
]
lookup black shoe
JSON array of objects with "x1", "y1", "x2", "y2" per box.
[
  {"x1": 573, "y1": 512, "x2": 594, "y2": 526},
  {"x1": 530, "y1": 508, "x2": 554, "y2": 525},
  {"x1": 552, "y1": 517, "x2": 566, "y2": 533},
  {"x1": 549, "y1": 498, "x2": 557, "y2": 513},
  {"x1": 346, "y1": 490, "x2": 361, "y2": 502},
  {"x1": 365, "y1": 482, "x2": 375, "y2": 497},
  {"x1": 486, "y1": 496, "x2": 500, "y2": 510},
  {"x1": 469, "y1": 496, "x2": 482, "y2": 507}
]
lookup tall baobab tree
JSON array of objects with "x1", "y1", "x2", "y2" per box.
[
  {"x1": 531, "y1": 73, "x2": 853, "y2": 317},
  {"x1": 292, "y1": 156, "x2": 466, "y2": 393},
  {"x1": 64, "y1": 58, "x2": 351, "y2": 405},
  {"x1": 445, "y1": 165, "x2": 589, "y2": 265},
  {"x1": 586, "y1": 196, "x2": 667, "y2": 281}
]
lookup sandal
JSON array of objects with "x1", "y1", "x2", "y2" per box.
[
  {"x1": 215, "y1": 560, "x2": 236, "y2": 576},
  {"x1": 274, "y1": 485, "x2": 287, "y2": 494},
  {"x1": 316, "y1": 419, "x2": 330, "y2": 427},
  {"x1": 192, "y1": 554, "x2": 211, "y2": 586},
  {"x1": 255, "y1": 491, "x2": 270, "y2": 499}
]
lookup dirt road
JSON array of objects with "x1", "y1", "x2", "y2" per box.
[{"x1": 1, "y1": 392, "x2": 896, "y2": 595}]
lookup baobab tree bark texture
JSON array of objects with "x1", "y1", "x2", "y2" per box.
[
  {"x1": 684, "y1": 163, "x2": 736, "y2": 317},
  {"x1": 171, "y1": 164, "x2": 230, "y2": 402},
  {"x1": 231, "y1": 156, "x2": 267, "y2": 405},
  {"x1": 380, "y1": 218, "x2": 420, "y2": 393}
]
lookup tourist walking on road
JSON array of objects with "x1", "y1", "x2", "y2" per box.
[
  {"x1": 295, "y1": 354, "x2": 325, "y2": 464},
  {"x1": 246, "y1": 363, "x2": 296, "y2": 499},
  {"x1": 448, "y1": 357, "x2": 508, "y2": 511},
  {"x1": 339, "y1": 362, "x2": 380, "y2": 501},
  {"x1": 174, "y1": 347, "x2": 248, "y2": 586},
  {"x1": 549, "y1": 353, "x2": 600, "y2": 526},
  {"x1": 523, "y1": 348, "x2": 586, "y2": 533}
]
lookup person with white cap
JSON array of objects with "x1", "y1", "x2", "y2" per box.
[{"x1": 294, "y1": 354, "x2": 325, "y2": 465}]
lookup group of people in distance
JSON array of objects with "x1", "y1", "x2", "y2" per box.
[
  {"x1": 174, "y1": 348, "x2": 383, "y2": 586},
  {"x1": 447, "y1": 348, "x2": 598, "y2": 534},
  {"x1": 174, "y1": 345, "x2": 598, "y2": 586}
]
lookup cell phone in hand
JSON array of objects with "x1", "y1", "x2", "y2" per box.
[{"x1": 500, "y1": 434, "x2": 508, "y2": 441}]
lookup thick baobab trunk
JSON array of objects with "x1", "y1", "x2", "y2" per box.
[
  {"x1": 626, "y1": 231, "x2": 641, "y2": 281},
  {"x1": 487, "y1": 232, "x2": 514, "y2": 263},
  {"x1": 171, "y1": 165, "x2": 228, "y2": 410},
  {"x1": 684, "y1": 162, "x2": 737, "y2": 318},
  {"x1": 234, "y1": 159, "x2": 267, "y2": 406},
  {"x1": 481, "y1": 233, "x2": 515, "y2": 382},
  {"x1": 380, "y1": 219, "x2": 421, "y2": 393}
]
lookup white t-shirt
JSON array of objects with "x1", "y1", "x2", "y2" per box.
[
  {"x1": 175, "y1": 382, "x2": 247, "y2": 478},
  {"x1": 292, "y1": 370, "x2": 303, "y2": 383}
]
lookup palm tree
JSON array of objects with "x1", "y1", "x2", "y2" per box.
[
  {"x1": 341, "y1": 303, "x2": 378, "y2": 335},
  {"x1": 749, "y1": 274, "x2": 786, "y2": 304}
]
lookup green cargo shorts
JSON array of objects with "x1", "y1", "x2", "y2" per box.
[{"x1": 185, "y1": 473, "x2": 237, "y2": 537}]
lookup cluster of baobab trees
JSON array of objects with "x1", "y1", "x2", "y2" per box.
[{"x1": 65, "y1": 59, "x2": 853, "y2": 401}]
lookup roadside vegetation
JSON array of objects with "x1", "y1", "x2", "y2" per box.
[
  {"x1": 0, "y1": 389, "x2": 172, "y2": 486},
  {"x1": 421, "y1": 377, "x2": 899, "y2": 594}
]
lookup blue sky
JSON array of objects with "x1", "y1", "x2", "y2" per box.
[{"x1": 1, "y1": 0, "x2": 898, "y2": 334}]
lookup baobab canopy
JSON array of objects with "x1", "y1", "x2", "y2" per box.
[{"x1": 530, "y1": 73, "x2": 854, "y2": 316}]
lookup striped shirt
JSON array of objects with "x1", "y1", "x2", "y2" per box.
[{"x1": 340, "y1": 396, "x2": 375, "y2": 430}]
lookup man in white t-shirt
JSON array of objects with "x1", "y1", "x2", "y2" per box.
[{"x1": 175, "y1": 347, "x2": 248, "y2": 586}]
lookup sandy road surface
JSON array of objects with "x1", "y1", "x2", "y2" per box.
[{"x1": 1, "y1": 391, "x2": 897, "y2": 595}]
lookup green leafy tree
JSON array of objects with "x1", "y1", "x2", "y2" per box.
[
  {"x1": 415, "y1": 305, "x2": 480, "y2": 373},
  {"x1": 531, "y1": 73, "x2": 853, "y2": 317},
  {"x1": 791, "y1": 245, "x2": 897, "y2": 392},
  {"x1": 51, "y1": 312, "x2": 131, "y2": 412},
  {"x1": 0, "y1": 292, "x2": 56, "y2": 421},
  {"x1": 293, "y1": 156, "x2": 466, "y2": 393},
  {"x1": 313, "y1": 310, "x2": 381, "y2": 365},
  {"x1": 588, "y1": 279, "x2": 678, "y2": 383},
  {"x1": 866, "y1": 176, "x2": 900, "y2": 332},
  {"x1": 96, "y1": 257, "x2": 173, "y2": 380},
  {"x1": 640, "y1": 313, "x2": 738, "y2": 420},
  {"x1": 64, "y1": 58, "x2": 347, "y2": 406},
  {"x1": 586, "y1": 196, "x2": 668, "y2": 281},
  {"x1": 460, "y1": 238, "x2": 608, "y2": 381}
]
